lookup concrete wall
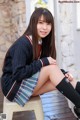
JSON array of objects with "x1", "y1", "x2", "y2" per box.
[
  {"x1": 0, "y1": 0, "x2": 26, "y2": 76},
  {"x1": 56, "y1": 2, "x2": 79, "y2": 80}
]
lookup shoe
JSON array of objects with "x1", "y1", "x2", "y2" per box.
[{"x1": 74, "y1": 106, "x2": 80, "y2": 119}]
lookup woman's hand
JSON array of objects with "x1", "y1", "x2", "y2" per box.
[
  {"x1": 65, "y1": 72, "x2": 74, "y2": 81},
  {"x1": 47, "y1": 57, "x2": 57, "y2": 65}
]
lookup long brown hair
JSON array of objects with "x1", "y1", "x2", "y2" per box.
[{"x1": 24, "y1": 7, "x2": 56, "y2": 59}]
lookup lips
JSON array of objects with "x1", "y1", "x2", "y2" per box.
[{"x1": 40, "y1": 31, "x2": 47, "y2": 35}]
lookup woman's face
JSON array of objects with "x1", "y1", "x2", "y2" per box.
[{"x1": 37, "y1": 15, "x2": 52, "y2": 39}]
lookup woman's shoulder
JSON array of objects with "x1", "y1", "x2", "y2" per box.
[
  {"x1": 14, "y1": 35, "x2": 32, "y2": 46},
  {"x1": 8, "y1": 35, "x2": 32, "y2": 54},
  {"x1": 11, "y1": 35, "x2": 32, "y2": 49}
]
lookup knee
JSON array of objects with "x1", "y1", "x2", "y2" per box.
[
  {"x1": 43, "y1": 64, "x2": 59, "y2": 74},
  {"x1": 47, "y1": 64, "x2": 58, "y2": 71}
]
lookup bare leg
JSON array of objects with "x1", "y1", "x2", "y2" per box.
[
  {"x1": 32, "y1": 65, "x2": 64, "y2": 95},
  {"x1": 32, "y1": 78, "x2": 77, "y2": 96},
  {"x1": 32, "y1": 80, "x2": 56, "y2": 96},
  {"x1": 32, "y1": 65, "x2": 78, "y2": 96}
]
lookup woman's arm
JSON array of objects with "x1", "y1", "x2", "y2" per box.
[{"x1": 11, "y1": 40, "x2": 49, "y2": 82}]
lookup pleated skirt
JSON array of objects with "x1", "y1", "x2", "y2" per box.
[{"x1": 13, "y1": 72, "x2": 40, "y2": 107}]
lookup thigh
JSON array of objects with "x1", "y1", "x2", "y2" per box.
[
  {"x1": 33, "y1": 66, "x2": 50, "y2": 92},
  {"x1": 33, "y1": 65, "x2": 58, "y2": 92},
  {"x1": 32, "y1": 80, "x2": 56, "y2": 96},
  {"x1": 33, "y1": 64, "x2": 64, "y2": 92}
]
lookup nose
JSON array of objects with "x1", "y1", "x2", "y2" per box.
[{"x1": 43, "y1": 23, "x2": 47, "y2": 29}]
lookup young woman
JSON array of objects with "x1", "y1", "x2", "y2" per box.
[{"x1": 1, "y1": 7, "x2": 80, "y2": 119}]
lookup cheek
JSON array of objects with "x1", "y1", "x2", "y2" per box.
[
  {"x1": 37, "y1": 25, "x2": 39, "y2": 32},
  {"x1": 37, "y1": 26, "x2": 41, "y2": 34},
  {"x1": 48, "y1": 27, "x2": 52, "y2": 33},
  {"x1": 37, "y1": 26, "x2": 40, "y2": 36},
  {"x1": 37, "y1": 24, "x2": 41, "y2": 29}
]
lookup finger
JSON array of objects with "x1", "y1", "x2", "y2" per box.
[
  {"x1": 65, "y1": 74, "x2": 72, "y2": 81},
  {"x1": 68, "y1": 74, "x2": 73, "y2": 79},
  {"x1": 68, "y1": 75, "x2": 73, "y2": 81},
  {"x1": 65, "y1": 74, "x2": 69, "y2": 78}
]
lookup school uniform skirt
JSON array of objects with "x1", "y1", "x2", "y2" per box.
[{"x1": 13, "y1": 72, "x2": 40, "y2": 107}]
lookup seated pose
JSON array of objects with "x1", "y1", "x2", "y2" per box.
[{"x1": 1, "y1": 7, "x2": 80, "y2": 119}]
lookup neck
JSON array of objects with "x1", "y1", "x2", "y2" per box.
[{"x1": 38, "y1": 39, "x2": 42, "y2": 45}]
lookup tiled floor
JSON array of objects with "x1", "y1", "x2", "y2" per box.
[
  {"x1": 40, "y1": 91, "x2": 77, "y2": 120},
  {"x1": 0, "y1": 79, "x2": 77, "y2": 120}
]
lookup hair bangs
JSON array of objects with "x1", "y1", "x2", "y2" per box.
[{"x1": 42, "y1": 10, "x2": 53, "y2": 24}]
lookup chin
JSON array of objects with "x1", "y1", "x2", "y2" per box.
[{"x1": 40, "y1": 35, "x2": 47, "y2": 38}]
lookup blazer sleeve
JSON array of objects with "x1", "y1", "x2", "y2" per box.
[{"x1": 11, "y1": 40, "x2": 49, "y2": 82}]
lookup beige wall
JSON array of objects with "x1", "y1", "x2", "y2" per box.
[{"x1": 0, "y1": 0, "x2": 26, "y2": 76}]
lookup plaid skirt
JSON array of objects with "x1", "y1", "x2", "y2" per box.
[{"x1": 13, "y1": 72, "x2": 40, "y2": 107}]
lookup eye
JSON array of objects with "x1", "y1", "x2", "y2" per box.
[
  {"x1": 47, "y1": 23, "x2": 51, "y2": 25},
  {"x1": 38, "y1": 21, "x2": 43, "y2": 24}
]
